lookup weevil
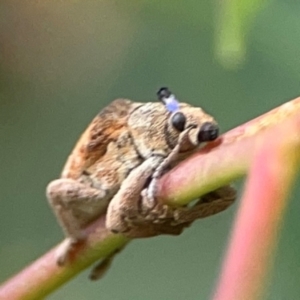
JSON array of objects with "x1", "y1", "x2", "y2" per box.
[{"x1": 47, "y1": 88, "x2": 236, "y2": 279}]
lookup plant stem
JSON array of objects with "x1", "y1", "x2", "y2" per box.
[
  {"x1": 213, "y1": 113, "x2": 300, "y2": 300},
  {"x1": 1, "y1": 97, "x2": 300, "y2": 300}
]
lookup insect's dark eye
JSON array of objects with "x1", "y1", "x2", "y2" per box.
[
  {"x1": 197, "y1": 122, "x2": 219, "y2": 142},
  {"x1": 171, "y1": 112, "x2": 186, "y2": 131}
]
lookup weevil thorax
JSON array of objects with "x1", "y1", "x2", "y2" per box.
[{"x1": 128, "y1": 88, "x2": 218, "y2": 159}]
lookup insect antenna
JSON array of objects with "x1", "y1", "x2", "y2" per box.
[{"x1": 157, "y1": 87, "x2": 180, "y2": 112}]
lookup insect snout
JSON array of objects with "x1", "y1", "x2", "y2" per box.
[{"x1": 197, "y1": 122, "x2": 219, "y2": 142}]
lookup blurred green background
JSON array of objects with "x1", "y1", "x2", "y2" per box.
[{"x1": 1, "y1": 1, "x2": 300, "y2": 299}]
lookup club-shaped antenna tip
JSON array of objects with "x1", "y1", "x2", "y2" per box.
[
  {"x1": 157, "y1": 87, "x2": 172, "y2": 101},
  {"x1": 157, "y1": 87, "x2": 179, "y2": 112}
]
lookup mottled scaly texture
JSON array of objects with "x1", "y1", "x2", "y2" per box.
[{"x1": 46, "y1": 97, "x2": 235, "y2": 278}]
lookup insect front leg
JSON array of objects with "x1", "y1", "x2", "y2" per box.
[
  {"x1": 144, "y1": 129, "x2": 191, "y2": 210},
  {"x1": 136, "y1": 185, "x2": 236, "y2": 237},
  {"x1": 47, "y1": 178, "x2": 110, "y2": 265},
  {"x1": 170, "y1": 185, "x2": 236, "y2": 225},
  {"x1": 105, "y1": 156, "x2": 164, "y2": 235}
]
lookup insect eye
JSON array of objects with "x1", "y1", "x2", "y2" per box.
[
  {"x1": 197, "y1": 122, "x2": 219, "y2": 142},
  {"x1": 171, "y1": 112, "x2": 186, "y2": 131}
]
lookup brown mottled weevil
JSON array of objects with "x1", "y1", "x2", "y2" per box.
[{"x1": 47, "y1": 88, "x2": 236, "y2": 279}]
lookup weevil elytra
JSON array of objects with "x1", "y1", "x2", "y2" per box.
[{"x1": 47, "y1": 88, "x2": 236, "y2": 279}]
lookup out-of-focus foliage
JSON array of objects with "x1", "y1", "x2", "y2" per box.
[
  {"x1": 215, "y1": 0, "x2": 270, "y2": 68},
  {"x1": 1, "y1": 1, "x2": 300, "y2": 299}
]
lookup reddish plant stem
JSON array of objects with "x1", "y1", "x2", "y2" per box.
[
  {"x1": 158, "y1": 98, "x2": 300, "y2": 205},
  {"x1": 0, "y1": 217, "x2": 129, "y2": 300},
  {"x1": 212, "y1": 116, "x2": 300, "y2": 300},
  {"x1": 1, "y1": 97, "x2": 300, "y2": 299}
]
